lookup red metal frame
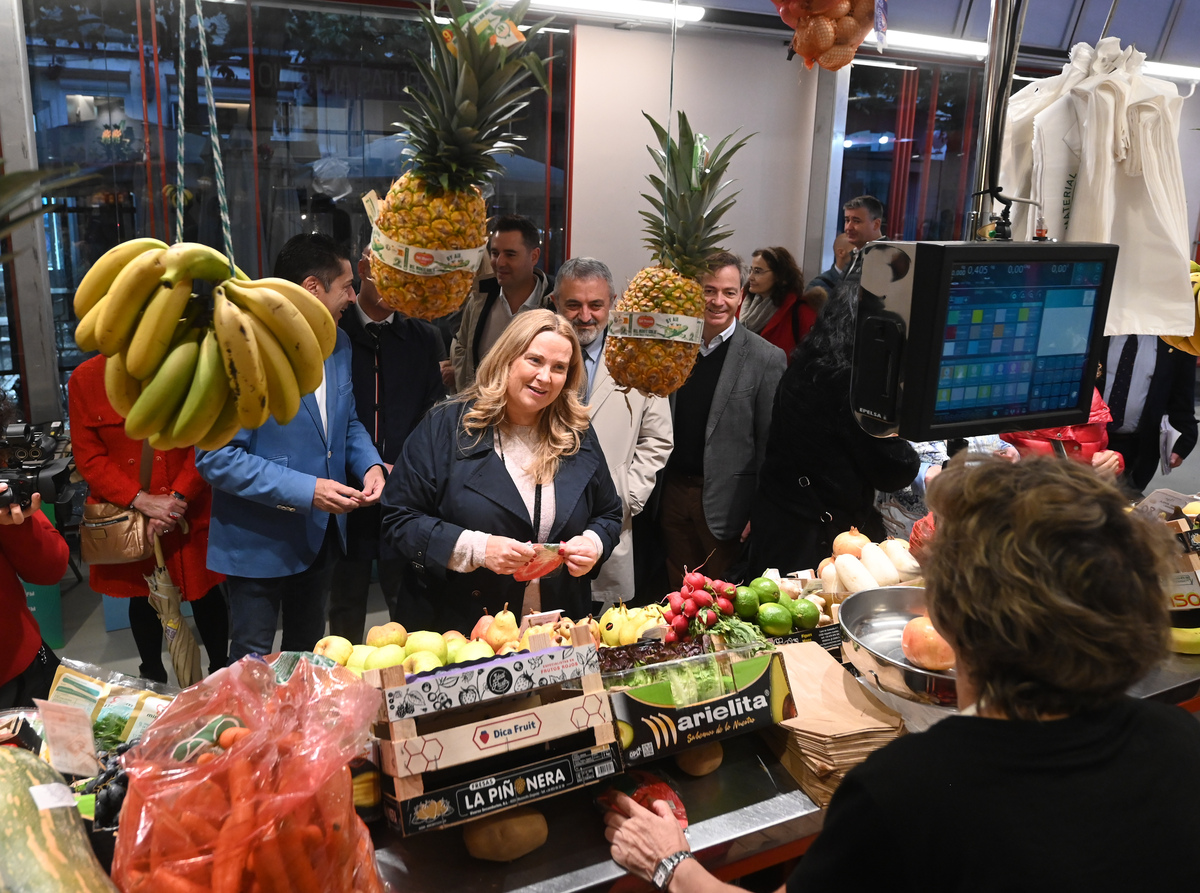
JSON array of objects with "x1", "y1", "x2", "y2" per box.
[
  {"x1": 914, "y1": 66, "x2": 941, "y2": 240},
  {"x1": 543, "y1": 32, "x2": 554, "y2": 271},
  {"x1": 244, "y1": 0, "x2": 265, "y2": 277},
  {"x1": 133, "y1": 0, "x2": 158, "y2": 239},
  {"x1": 148, "y1": 0, "x2": 171, "y2": 238},
  {"x1": 886, "y1": 69, "x2": 918, "y2": 239},
  {"x1": 564, "y1": 27, "x2": 578, "y2": 260},
  {"x1": 954, "y1": 69, "x2": 978, "y2": 239}
]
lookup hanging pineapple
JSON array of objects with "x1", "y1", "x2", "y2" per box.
[
  {"x1": 605, "y1": 112, "x2": 751, "y2": 398},
  {"x1": 366, "y1": 0, "x2": 552, "y2": 320}
]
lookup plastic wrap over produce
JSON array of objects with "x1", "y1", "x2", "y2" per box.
[{"x1": 111, "y1": 653, "x2": 386, "y2": 893}]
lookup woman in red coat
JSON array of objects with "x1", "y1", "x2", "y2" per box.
[
  {"x1": 68, "y1": 355, "x2": 227, "y2": 682},
  {"x1": 741, "y1": 246, "x2": 817, "y2": 362}
]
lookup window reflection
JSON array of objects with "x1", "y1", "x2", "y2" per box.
[{"x1": 23, "y1": 0, "x2": 569, "y2": 391}]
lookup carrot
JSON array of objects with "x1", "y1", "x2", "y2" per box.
[
  {"x1": 302, "y1": 823, "x2": 324, "y2": 847},
  {"x1": 149, "y1": 868, "x2": 211, "y2": 893},
  {"x1": 278, "y1": 817, "x2": 323, "y2": 893},
  {"x1": 176, "y1": 778, "x2": 228, "y2": 822},
  {"x1": 195, "y1": 751, "x2": 217, "y2": 765},
  {"x1": 227, "y1": 755, "x2": 255, "y2": 804},
  {"x1": 179, "y1": 811, "x2": 221, "y2": 849},
  {"x1": 352, "y1": 824, "x2": 385, "y2": 893},
  {"x1": 218, "y1": 725, "x2": 253, "y2": 749},
  {"x1": 251, "y1": 831, "x2": 291, "y2": 893},
  {"x1": 210, "y1": 800, "x2": 256, "y2": 893},
  {"x1": 150, "y1": 812, "x2": 194, "y2": 873}
]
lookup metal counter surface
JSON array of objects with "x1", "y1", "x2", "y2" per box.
[
  {"x1": 373, "y1": 733, "x2": 823, "y2": 893},
  {"x1": 1129, "y1": 652, "x2": 1200, "y2": 704}
]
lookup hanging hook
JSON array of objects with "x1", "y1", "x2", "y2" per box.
[{"x1": 1183, "y1": 81, "x2": 1197, "y2": 99}]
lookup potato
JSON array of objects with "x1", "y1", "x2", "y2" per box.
[
  {"x1": 462, "y1": 807, "x2": 548, "y2": 861},
  {"x1": 674, "y1": 741, "x2": 724, "y2": 777}
]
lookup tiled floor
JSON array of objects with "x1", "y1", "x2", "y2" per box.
[{"x1": 55, "y1": 563, "x2": 392, "y2": 687}]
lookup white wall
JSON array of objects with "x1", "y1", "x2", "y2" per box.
[{"x1": 569, "y1": 24, "x2": 817, "y2": 291}]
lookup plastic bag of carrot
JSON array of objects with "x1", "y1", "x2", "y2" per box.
[{"x1": 111, "y1": 653, "x2": 386, "y2": 893}]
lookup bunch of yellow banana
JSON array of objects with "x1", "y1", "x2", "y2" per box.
[
  {"x1": 1159, "y1": 261, "x2": 1200, "y2": 355},
  {"x1": 76, "y1": 240, "x2": 338, "y2": 450},
  {"x1": 1169, "y1": 625, "x2": 1200, "y2": 655}
]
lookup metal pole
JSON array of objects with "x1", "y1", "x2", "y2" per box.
[
  {"x1": 1100, "y1": 0, "x2": 1121, "y2": 40},
  {"x1": 967, "y1": 0, "x2": 1030, "y2": 240}
]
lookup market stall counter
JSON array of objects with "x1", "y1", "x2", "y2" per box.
[{"x1": 372, "y1": 732, "x2": 823, "y2": 893}]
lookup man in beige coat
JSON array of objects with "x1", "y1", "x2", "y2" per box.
[{"x1": 553, "y1": 258, "x2": 673, "y2": 608}]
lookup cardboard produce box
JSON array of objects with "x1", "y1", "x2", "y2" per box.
[{"x1": 607, "y1": 649, "x2": 793, "y2": 766}]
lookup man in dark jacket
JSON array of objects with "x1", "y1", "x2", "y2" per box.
[
  {"x1": 327, "y1": 248, "x2": 446, "y2": 640},
  {"x1": 1099, "y1": 335, "x2": 1198, "y2": 494}
]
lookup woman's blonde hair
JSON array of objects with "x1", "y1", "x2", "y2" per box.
[
  {"x1": 924, "y1": 454, "x2": 1173, "y2": 720},
  {"x1": 459, "y1": 309, "x2": 589, "y2": 483}
]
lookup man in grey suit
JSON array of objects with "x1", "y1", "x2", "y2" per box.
[{"x1": 661, "y1": 250, "x2": 787, "y2": 583}]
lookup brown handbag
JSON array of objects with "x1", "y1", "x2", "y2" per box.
[{"x1": 80, "y1": 442, "x2": 155, "y2": 565}]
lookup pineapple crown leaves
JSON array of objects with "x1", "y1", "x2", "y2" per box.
[
  {"x1": 400, "y1": 0, "x2": 556, "y2": 194},
  {"x1": 637, "y1": 112, "x2": 754, "y2": 281}
]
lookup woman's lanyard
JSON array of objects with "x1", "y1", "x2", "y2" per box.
[{"x1": 497, "y1": 427, "x2": 543, "y2": 539}]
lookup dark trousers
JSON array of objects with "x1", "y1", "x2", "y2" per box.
[
  {"x1": 660, "y1": 470, "x2": 742, "y2": 584},
  {"x1": 128, "y1": 586, "x2": 230, "y2": 682},
  {"x1": 226, "y1": 521, "x2": 341, "y2": 662},
  {"x1": 0, "y1": 642, "x2": 60, "y2": 710},
  {"x1": 1106, "y1": 429, "x2": 1158, "y2": 494},
  {"x1": 328, "y1": 556, "x2": 408, "y2": 642}
]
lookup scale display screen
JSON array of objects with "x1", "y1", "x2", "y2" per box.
[{"x1": 932, "y1": 260, "x2": 1107, "y2": 426}]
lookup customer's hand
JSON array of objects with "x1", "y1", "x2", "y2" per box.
[
  {"x1": 1091, "y1": 449, "x2": 1122, "y2": 477},
  {"x1": 0, "y1": 486, "x2": 39, "y2": 526},
  {"x1": 313, "y1": 478, "x2": 365, "y2": 514},
  {"x1": 440, "y1": 359, "x2": 456, "y2": 391},
  {"x1": 604, "y1": 792, "x2": 689, "y2": 882},
  {"x1": 559, "y1": 535, "x2": 599, "y2": 577},
  {"x1": 358, "y1": 466, "x2": 386, "y2": 506},
  {"x1": 483, "y1": 536, "x2": 538, "y2": 575},
  {"x1": 133, "y1": 491, "x2": 187, "y2": 524}
]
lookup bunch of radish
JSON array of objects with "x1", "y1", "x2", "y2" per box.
[
  {"x1": 661, "y1": 570, "x2": 738, "y2": 643},
  {"x1": 817, "y1": 527, "x2": 922, "y2": 602},
  {"x1": 771, "y1": 0, "x2": 876, "y2": 71}
]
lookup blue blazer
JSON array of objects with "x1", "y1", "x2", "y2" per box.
[
  {"x1": 196, "y1": 330, "x2": 383, "y2": 578},
  {"x1": 380, "y1": 400, "x2": 623, "y2": 632}
]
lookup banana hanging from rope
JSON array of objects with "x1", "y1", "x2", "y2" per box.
[
  {"x1": 222, "y1": 279, "x2": 325, "y2": 393},
  {"x1": 212, "y1": 286, "x2": 270, "y2": 430},
  {"x1": 74, "y1": 237, "x2": 168, "y2": 318},
  {"x1": 124, "y1": 332, "x2": 203, "y2": 441}
]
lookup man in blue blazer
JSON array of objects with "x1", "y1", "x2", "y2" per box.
[{"x1": 197, "y1": 235, "x2": 385, "y2": 662}]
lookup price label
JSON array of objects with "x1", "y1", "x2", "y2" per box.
[{"x1": 33, "y1": 699, "x2": 101, "y2": 777}]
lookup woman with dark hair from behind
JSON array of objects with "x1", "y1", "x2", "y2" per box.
[
  {"x1": 741, "y1": 246, "x2": 815, "y2": 362},
  {"x1": 748, "y1": 282, "x2": 918, "y2": 574},
  {"x1": 605, "y1": 456, "x2": 1200, "y2": 892},
  {"x1": 0, "y1": 393, "x2": 70, "y2": 708}
]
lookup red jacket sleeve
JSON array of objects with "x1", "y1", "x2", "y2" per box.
[
  {"x1": 167, "y1": 447, "x2": 207, "y2": 502},
  {"x1": 0, "y1": 512, "x2": 69, "y2": 586}
]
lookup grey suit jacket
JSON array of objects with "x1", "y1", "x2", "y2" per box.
[{"x1": 673, "y1": 323, "x2": 787, "y2": 541}]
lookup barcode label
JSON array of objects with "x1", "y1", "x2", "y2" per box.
[
  {"x1": 595, "y1": 762, "x2": 615, "y2": 777},
  {"x1": 640, "y1": 742, "x2": 654, "y2": 758}
]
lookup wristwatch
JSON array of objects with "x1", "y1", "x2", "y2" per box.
[{"x1": 652, "y1": 850, "x2": 694, "y2": 891}]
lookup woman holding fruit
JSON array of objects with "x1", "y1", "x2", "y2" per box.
[
  {"x1": 605, "y1": 456, "x2": 1200, "y2": 892},
  {"x1": 381, "y1": 310, "x2": 623, "y2": 634}
]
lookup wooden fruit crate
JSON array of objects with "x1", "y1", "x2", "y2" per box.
[{"x1": 363, "y1": 626, "x2": 616, "y2": 802}]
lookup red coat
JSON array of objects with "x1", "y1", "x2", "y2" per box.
[
  {"x1": 0, "y1": 512, "x2": 69, "y2": 688},
  {"x1": 758, "y1": 292, "x2": 817, "y2": 363},
  {"x1": 1000, "y1": 388, "x2": 1125, "y2": 474},
  {"x1": 67, "y1": 355, "x2": 224, "y2": 601}
]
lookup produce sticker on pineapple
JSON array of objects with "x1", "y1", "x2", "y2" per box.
[
  {"x1": 362, "y1": 191, "x2": 487, "y2": 277},
  {"x1": 609, "y1": 311, "x2": 704, "y2": 344}
]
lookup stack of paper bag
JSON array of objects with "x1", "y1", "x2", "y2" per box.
[{"x1": 764, "y1": 642, "x2": 903, "y2": 807}]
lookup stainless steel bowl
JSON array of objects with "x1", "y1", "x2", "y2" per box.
[{"x1": 838, "y1": 586, "x2": 958, "y2": 708}]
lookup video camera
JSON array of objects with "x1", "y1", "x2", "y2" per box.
[{"x1": 0, "y1": 423, "x2": 74, "y2": 509}]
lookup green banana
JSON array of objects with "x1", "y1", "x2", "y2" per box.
[
  {"x1": 249, "y1": 277, "x2": 338, "y2": 359},
  {"x1": 212, "y1": 287, "x2": 269, "y2": 430},
  {"x1": 246, "y1": 314, "x2": 301, "y2": 425},
  {"x1": 94, "y1": 247, "x2": 168, "y2": 356},
  {"x1": 170, "y1": 329, "x2": 232, "y2": 447},
  {"x1": 223, "y1": 279, "x2": 324, "y2": 394},
  {"x1": 124, "y1": 334, "x2": 202, "y2": 441},
  {"x1": 124, "y1": 279, "x2": 195, "y2": 380},
  {"x1": 103, "y1": 352, "x2": 143, "y2": 418},
  {"x1": 195, "y1": 392, "x2": 242, "y2": 451},
  {"x1": 73, "y1": 237, "x2": 168, "y2": 318}
]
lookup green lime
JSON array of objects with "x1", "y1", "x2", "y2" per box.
[
  {"x1": 750, "y1": 577, "x2": 780, "y2": 604},
  {"x1": 734, "y1": 586, "x2": 759, "y2": 620},
  {"x1": 790, "y1": 598, "x2": 820, "y2": 631},
  {"x1": 757, "y1": 603, "x2": 793, "y2": 637}
]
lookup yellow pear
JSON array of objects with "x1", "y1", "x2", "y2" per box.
[{"x1": 485, "y1": 602, "x2": 519, "y2": 652}]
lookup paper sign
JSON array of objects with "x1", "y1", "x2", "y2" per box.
[
  {"x1": 34, "y1": 699, "x2": 101, "y2": 777},
  {"x1": 609, "y1": 311, "x2": 703, "y2": 344},
  {"x1": 1134, "y1": 488, "x2": 1192, "y2": 519},
  {"x1": 28, "y1": 783, "x2": 76, "y2": 811},
  {"x1": 362, "y1": 191, "x2": 487, "y2": 277}
]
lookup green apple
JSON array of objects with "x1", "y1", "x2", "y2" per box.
[
  {"x1": 346, "y1": 644, "x2": 377, "y2": 671},
  {"x1": 402, "y1": 651, "x2": 443, "y2": 675},
  {"x1": 363, "y1": 643, "x2": 406, "y2": 671},
  {"x1": 365, "y1": 621, "x2": 408, "y2": 649},
  {"x1": 455, "y1": 639, "x2": 496, "y2": 663},
  {"x1": 312, "y1": 635, "x2": 354, "y2": 666},
  {"x1": 405, "y1": 630, "x2": 449, "y2": 664}
]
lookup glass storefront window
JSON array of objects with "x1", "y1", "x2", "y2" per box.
[
  {"x1": 841, "y1": 61, "x2": 980, "y2": 241},
  {"x1": 23, "y1": 0, "x2": 570, "y2": 389}
]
